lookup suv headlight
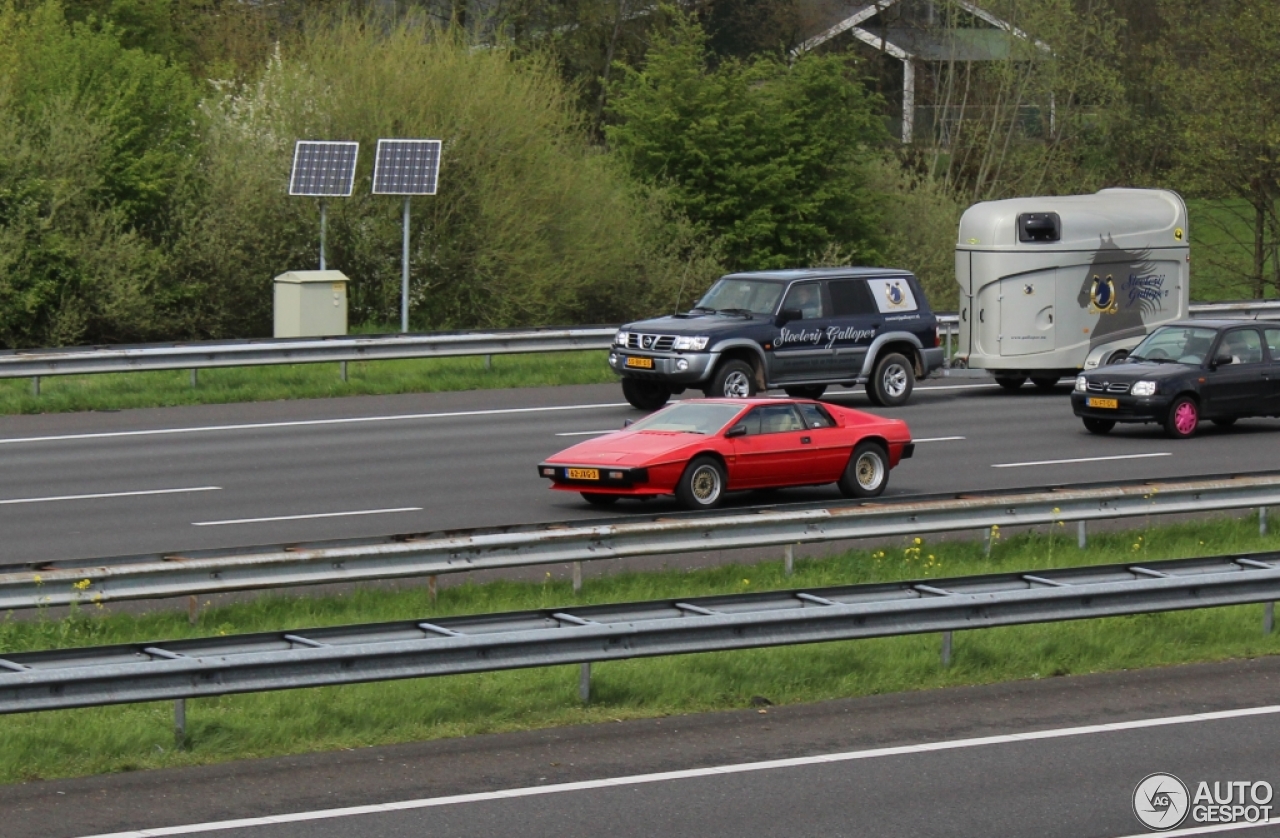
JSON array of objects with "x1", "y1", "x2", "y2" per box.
[
  {"x1": 1075, "y1": 376, "x2": 1088, "y2": 392},
  {"x1": 672, "y1": 335, "x2": 710, "y2": 351},
  {"x1": 1131, "y1": 380, "x2": 1157, "y2": 397},
  {"x1": 614, "y1": 330, "x2": 629, "y2": 347}
]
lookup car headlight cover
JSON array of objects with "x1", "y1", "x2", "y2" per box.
[
  {"x1": 1131, "y1": 380, "x2": 1157, "y2": 397},
  {"x1": 1075, "y1": 376, "x2": 1088, "y2": 392},
  {"x1": 614, "y1": 330, "x2": 629, "y2": 346},
  {"x1": 673, "y1": 335, "x2": 710, "y2": 351}
]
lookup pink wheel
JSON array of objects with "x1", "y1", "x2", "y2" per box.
[{"x1": 1164, "y1": 396, "x2": 1198, "y2": 439}]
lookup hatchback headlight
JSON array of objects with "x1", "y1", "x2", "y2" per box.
[
  {"x1": 1075, "y1": 376, "x2": 1088, "y2": 392},
  {"x1": 1131, "y1": 380, "x2": 1157, "y2": 397},
  {"x1": 614, "y1": 330, "x2": 629, "y2": 347},
  {"x1": 672, "y1": 335, "x2": 710, "y2": 351}
]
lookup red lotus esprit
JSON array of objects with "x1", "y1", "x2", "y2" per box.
[{"x1": 538, "y1": 398, "x2": 914, "y2": 510}]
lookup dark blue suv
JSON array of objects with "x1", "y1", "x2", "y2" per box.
[{"x1": 610, "y1": 268, "x2": 945, "y2": 409}]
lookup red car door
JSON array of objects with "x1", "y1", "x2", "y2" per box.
[
  {"x1": 727, "y1": 404, "x2": 821, "y2": 487},
  {"x1": 796, "y1": 402, "x2": 851, "y2": 482}
]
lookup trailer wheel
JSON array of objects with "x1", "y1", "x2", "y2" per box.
[
  {"x1": 1030, "y1": 376, "x2": 1061, "y2": 391},
  {"x1": 994, "y1": 375, "x2": 1026, "y2": 391}
]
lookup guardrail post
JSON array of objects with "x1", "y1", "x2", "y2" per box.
[
  {"x1": 190, "y1": 369, "x2": 198, "y2": 388},
  {"x1": 187, "y1": 595, "x2": 199, "y2": 626},
  {"x1": 174, "y1": 699, "x2": 186, "y2": 748},
  {"x1": 784, "y1": 544, "x2": 794, "y2": 577},
  {"x1": 1261, "y1": 507, "x2": 1269, "y2": 536},
  {"x1": 945, "y1": 329, "x2": 952, "y2": 367},
  {"x1": 340, "y1": 361, "x2": 348, "y2": 382},
  {"x1": 941, "y1": 631, "x2": 953, "y2": 667},
  {"x1": 983, "y1": 527, "x2": 993, "y2": 557},
  {"x1": 428, "y1": 575, "x2": 437, "y2": 605},
  {"x1": 579, "y1": 662, "x2": 591, "y2": 703},
  {"x1": 572, "y1": 561, "x2": 582, "y2": 594},
  {"x1": 31, "y1": 376, "x2": 39, "y2": 397},
  {"x1": 1078, "y1": 521, "x2": 1087, "y2": 549},
  {"x1": 1266, "y1": 602, "x2": 1275, "y2": 635},
  {"x1": 484, "y1": 354, "x2": 492, "y2": 371}
]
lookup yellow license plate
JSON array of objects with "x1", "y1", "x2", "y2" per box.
[
  {"x1": 625, "y1": 356, "x2": 654, "y2": 369},
  {"x1": 1088, "y1": 397, "x2": 1118, "y2": 409},
  {"x1": 567, "y1": 468, "x2": 600, "y2": 480}
]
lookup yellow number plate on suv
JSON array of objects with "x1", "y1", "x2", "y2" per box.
[
  {"x1": 1087, "y1": 397, "x2": 1118, "y2": 409},
  {"x1": 567, "y1": 468, "x2": 600, "y2": 480},
  {"x1": 625, "y1": 356, "x2": 654, "y2": 369}
]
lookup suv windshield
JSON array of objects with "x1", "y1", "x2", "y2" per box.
[
  {"x1": 693, "y1": 278, "x2": 785, "y2": 316},
  {"x1": 627, "y1": 402, "x2": 745, "y2": 435},
  {"x1": 1130, "y1": 326, "x2": 1218, "y2": 365}
]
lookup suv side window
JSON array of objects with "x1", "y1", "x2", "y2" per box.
[
  {"x1": 1265, "y1": 328, "x2": 1280, "y2": 360},
  {"x1": 829, "y1": 279, "x2": 877, "y2": 317},
  {"x1": 781, "y1": 282, "x2": 825, "y2": 319}
]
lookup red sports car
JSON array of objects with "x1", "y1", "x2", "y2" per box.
[{"x1": 538, "y1": 398, "x2": 914, "y2": 510}]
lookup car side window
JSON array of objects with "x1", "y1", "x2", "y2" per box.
[
  {"x1": 1265, "y1": 328, "x2": 1280, "y2": 360},
  {"x1": 782, "y1": 282, "x2": 825, "y2": 320},
  {"x1": 741, "y1": 405, "x2": 805, "y2": 435},
  {"x1": 1221, "y1": 329, "x2": 1263, "y2": 365},
  {"x1": 798, "y1": 403, "x2": 836, "y2": 428},
  {"x1": 828, "y1": 279, "x2": 877, "y2": 317}
]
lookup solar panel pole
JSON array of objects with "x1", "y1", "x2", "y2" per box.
[
  {"x1": 401, "y1": 196, "x2": 411, "y2": 333},
  {"x1": 320, "y1": 199, "x2": 328, "y2": 271}
]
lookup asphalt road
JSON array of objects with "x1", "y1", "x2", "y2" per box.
[
  {"x1": 3, "y1": 377, "x2": 1280, "y2": 563},
  {"x1": 5, "y1": 656, "x2": 1280, "y2": 838}
]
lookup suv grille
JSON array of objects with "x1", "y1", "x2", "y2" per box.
[
  {"x1": 627, "y1": 333, "x2": 676, "y2": 351},
  {"x1": 1087, "y1": 381, "x2": 1131, "y2": 394}
]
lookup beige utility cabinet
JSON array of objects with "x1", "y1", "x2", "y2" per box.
[{"x1": 273, "y1": 270, "x2": 349, "y2": 337}]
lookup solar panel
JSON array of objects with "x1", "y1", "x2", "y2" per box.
[
  {"x1": 372, "y1": 139, "x2": 442, "y2": 195},
  {"x1": 289, "y1": 141, "x2": 360, "y2": 197}
]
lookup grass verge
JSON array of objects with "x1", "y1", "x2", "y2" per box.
[
  {"x1": 1, "y1": 514, "x2": 1278, "y2": 783},
  {"x1": 0, "y1": 351, "x2": 616, "y2": 416}
]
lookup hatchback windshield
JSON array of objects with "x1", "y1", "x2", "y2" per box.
[
  {"x1": 627, "y1": 402, "x2": 746, "y2": 435},
  {"x1": 693, "y1": 278, "x2": 786, "y2": 316},
  {"x1": 1130, "y1": 326, "x2": 1219, "y2": 365}
]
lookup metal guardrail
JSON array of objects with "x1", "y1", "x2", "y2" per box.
[
  {"x1": 0, "y1": 327, "x2": 617, "y2": 379},
  {"x1": 6, "y1": 473, "x2": 1280, "y2": 612},
  {"x1": 1, "y1": 301, "x2": 1277, "y2": 382},
  {"x1": 1, "y1": 551, "x2": 1277, "y2": 713}
]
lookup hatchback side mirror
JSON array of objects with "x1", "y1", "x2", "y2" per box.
[
  {"x1": 725, "y1": 424, "x2": 748, "y2": 438},
  {"x1": 1212, "y1": 353, "x2": 1233, "y2": 368},
  {"x1": 623, "y1": 418, "x2": 634, "y2": 427},
  {"x1": 775, "y1": 308, "x2": 802, "y2": 326}
]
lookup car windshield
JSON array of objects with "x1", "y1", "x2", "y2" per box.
[
  {"x1": 627, "y1": 402, "x2": 745, "y2": 435},
  {"x1": 1130, "y1": 326, "x2": 1219, "y2": 365},
  {"x1": 693, "y1": 278, "x2": 786, "y2": 316}
]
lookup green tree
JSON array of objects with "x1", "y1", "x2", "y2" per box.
[
  {"x1": 1146, "y1": 0, "x2": 1280, "y2": 299},
  {"x1": 606, "y1": 13, "x2": 889, "y2": 271}
]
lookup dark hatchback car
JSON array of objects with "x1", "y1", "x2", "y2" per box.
[
  {"x1": 609, "y1": 268, "x2": 945, "y2": 410},
  {"x1": 1071, "y1": 320, "x2": 1280, "y2": 438}
]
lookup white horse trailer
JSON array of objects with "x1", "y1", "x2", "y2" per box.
[{"x1": 954, "y1": 188, "x2": 1190, "y2": 390}]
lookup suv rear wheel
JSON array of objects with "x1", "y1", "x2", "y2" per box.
[
  {"x1": 708, "y1": 360, "x2": 757, "y2": 399},
  {"x1": 866, "y1": 352, "x2": 914, "y2": 407},
  {"x1": 621, "y1": 377, "x2": 670, "y2": 411}
]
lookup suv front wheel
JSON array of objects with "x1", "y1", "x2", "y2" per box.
[
  {"x1": 621, "y1": 377, "x2": 670, "y2": 410},
  {"x1": 707, "y1": 360, "x2": 757, "y2": 399},
  {"x1": 866, "y1": 352, "x2": 914, "y2": 407}
]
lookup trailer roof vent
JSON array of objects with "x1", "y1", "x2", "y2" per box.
[{"x1": 1017, "y1": 212, "x2": 1061, "y2": 243}]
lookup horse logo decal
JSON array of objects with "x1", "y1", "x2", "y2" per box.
[
  {"x1": 1089, "y1": 274, "x2": 1117, "y2": 314},
  {"x1": 885, "y1": 281, "x2": 906, "y2": 308}
]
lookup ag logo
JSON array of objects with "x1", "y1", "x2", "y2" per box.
[
  {"x1": 1023, "y1": 283, "x2": 1035, "y2": 295},
  {"x1": 1090, "y1": 274, "x2": 1118, "y2": 314},
  {"x1": 1174, "y1": 227, "x2": 1184, "y2": 241},
  {"x1": 1134, "y1": 773, "x2": 1190, "y2": 831},
  {"x1": 885, "y1": 281, "x2": 907, "y2": 308}
]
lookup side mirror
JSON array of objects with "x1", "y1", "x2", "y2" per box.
[
  {"x1": 775, "y1": 308, "x2": 802, "y2": 326},
  {"x1": 1212, "y1": 353, "x2": 1233, "y2": 368},
  {"x1": 725, "y1": 424, "x2": 748, "y2": 438},
  {"x1": 623, "y1": 418, "x2": 634, "y2": 427}
]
